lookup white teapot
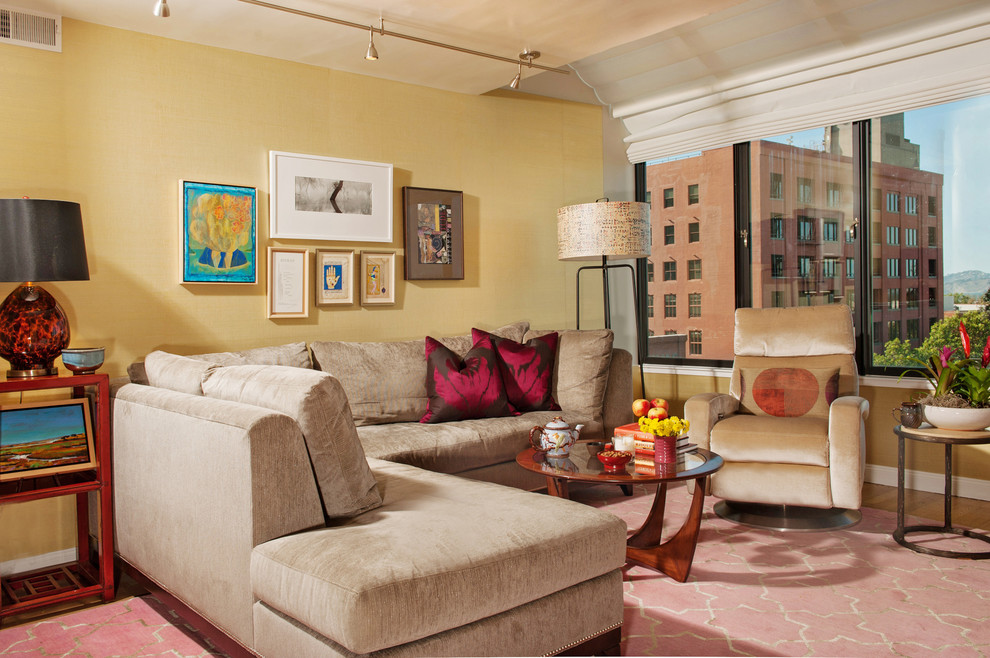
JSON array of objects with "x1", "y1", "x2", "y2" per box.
[{"x1": 529, "y1": 416, "x2": 584, "y2": 458}]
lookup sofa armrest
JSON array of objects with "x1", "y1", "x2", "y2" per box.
[
  {"x1": 112, "y1": 383, "x2": 324, "y2": 646},
  {"x1": 828, "y1": 395, "x2": 869, "y2": 509},
  {"x1": 602, "y1": 348, "x2": 635, "y2": 438},
  {"x1": 683, "y1": 392, "x2": 739, "y2": 451}
]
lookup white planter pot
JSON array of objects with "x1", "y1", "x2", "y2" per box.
[{"x1": 921, "y1": 405, "x2": 990, "y2": 431}]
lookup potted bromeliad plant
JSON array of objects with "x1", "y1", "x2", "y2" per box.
[{"x1": 901, "y1": 321, "x2": 990, "y2": 430}]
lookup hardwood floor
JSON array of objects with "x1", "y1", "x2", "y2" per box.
[{"x1": 862, "y1": 482, "x2": 990, "y2": 530}]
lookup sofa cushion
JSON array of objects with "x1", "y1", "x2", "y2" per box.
[
  {"x1": 358, "y1": 410, "x2": 561, "y2": 474},
  {"x1": 473, "y1": 328, "x2": 560, "y2": 413},
  {"x1": 201, "y1": 365, "x2": 382, "y2": 519},
  {"x1": 739, "y1": 366, "x2": 839, "y2": 418},
  {"x1": 250, "y1": 458, "x2": 627, "y2": 654},
  {"x1": 128, "y1": 342, "x2": 312, "y2": 385},
  {"x1": 421, "y1": 333, "x2": 512, "y2": 423},
  {"x1": 710, "y1": 413, "x2": 829, "y2": 467},
  {"x1": 525, "y1": 329, "x2": 613, "y2": 438},
  {"x1": 143, "y1": 351, "x2": 220, "y2": 395},
  {"x1": 310, "y1": 321, "x2": 529, "y2": 426}
]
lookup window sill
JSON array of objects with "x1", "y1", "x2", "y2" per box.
[{"x1": 643, "y1": 363, "x2": 929, "y2": 390}]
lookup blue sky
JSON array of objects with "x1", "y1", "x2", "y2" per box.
[{"x1": 1, "y1": 405, "x2": 86, "y2": 447}]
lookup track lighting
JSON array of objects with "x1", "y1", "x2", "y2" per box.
[
  {"x1": 152, "y1": 0, "x2": 170, "y2": 18},
  {"x1": 509, "y1": 62, "x2": 521, "y2": 89},
  {"x1": 365, "y1": 25, "x2": 379, "y2": 60},
  {"x1": 510, "y1": 50, "x2": 540, "y2": 90}
]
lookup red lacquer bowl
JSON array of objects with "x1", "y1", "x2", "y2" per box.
[{"x1": 597, "y1": 450, "x2": 632, "y2": 472}]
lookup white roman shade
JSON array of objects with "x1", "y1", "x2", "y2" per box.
[{"x1": 569, "y1": 0, "x2": 990, "y2": 163}]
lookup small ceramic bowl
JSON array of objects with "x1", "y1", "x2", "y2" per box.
[
  {"x1": 61, "y1": 347, "x2": 105, "y2": 375},
  {"x1": 597, "y1": 450, "x2": 632, "y2": 472}
]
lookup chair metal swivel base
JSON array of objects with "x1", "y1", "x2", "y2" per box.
[{"x1": 714, "y1": 500, "x2": 862, "y2": 531}]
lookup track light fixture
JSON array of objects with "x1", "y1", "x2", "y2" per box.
[
  {"x1": 510, "y1": 50, "x2": 540, "y2": 90},
  {"x1": 509, "y1": 62, "x2": 521, "y2": 89},
  {"x1": 365, "y1": 24, "x2": 379, "y2": 61},
  {"x1": 152, "y1": 0, "x2": 170, "y2": 18}
]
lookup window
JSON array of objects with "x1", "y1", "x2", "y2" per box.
[
  {"x1": 770, "y1": 172, "x2": 783, "y2": 199},
  {"x1": 846, "y1": 258, "x2": 855, "y2": 279},
  {"x1": 688, "y1": 184, "x2": 699, "y2": 204},
  {"x1": 689, "y1": 330, "x2": 702, "y2": 355},
  {"x1": 688, "y1": 222, "x2": 700, "y2": 243},
  {"x1": 872, "y1": 288, "x2": 883, "y2": 309},
  {"x1": 663, "y1": 187, "x2": 674, "y2": 208},
  {"x1": 928, "y1": 258, "x2": 937, "y2": 277},
  {"x1": 888, "y1": 319, "x2": 901, "y2": 340},
  {"x1": 826, "y1": 182, "x2": 842, "y2": 207},
  {"x1": 647, "y1": 262, "x2": 654, "y2": 282},
  {"x1": 797, "y1": 177, "x2": 813, "y2": 203},
  {"x1": 872, "y1": 188, "x2": 882, "y2": 209},
  {"x1": 872, "y1": 258, "x2": 882, "y2": 277},
  {"x1": 798, "y1": 216, "x2": 814, "y2": 241},
  {"x1": 647, "y1": 294, "x2": 654, "y2": 318},
  {"x1": 770, "y1": 214, "x2": 784, "y2": 239},
  {"x1": 664, "y1": 224, "x2": 675, "y2": 245},
  {"x1": 928, "y1": 226, "x2": 937, "y2": 247},
  {"x1": 886, "y1": 225, "x2": 900, "y2": 245},
  {"x1": 664, "y1": 294, "x2": 676, "y2": 318},
  {"x1": 688, "y1": 259, "x2": 702, "y2": 279},
  {"x1": 771, "y1": 254, "x2": 784, "y2": 278},
  {"x1": 905, "y1": 228, "x2": 917, "y2": 246},
  {"x1": 888, "y1": 288, "x2": 900, "y2": 310},
  {"x1": 823, "y1": 257, "x2": 838, "y2": 279},
  {"x1": 663, "y1": 261, "x2": 676, "y2": 281},
  {"x1": 872, "y1": 221, "x2": 881, "y2": 244},
  {"x1": 689, "y1": 292, "x2": 701, "y2": 317},
  {"x1": 823, "y1": 220, "x2": 838, "y2": 242},
  {"x1": 886, "y1": 192, "x2": 899, "y2": 212},
  {"x1": 798, "y1": 256, "x2": 811, "y2": 278},
  {"x1": 887, "y1": 258, "x2": 900, "y2": 277},
  {"x1": 905, "y1": 258, "x2": 918, "y2": 278},
  {"x1": 906, "y1": 287, "x2": 919, "y2": 308},
  {"x1": 907, "y1": 318, "x2": 920, "y2": 340},
  {"x1": 928, "y1": 195, "x2": 937, "y2": 216},
  {"x1": 928, "y1": 287, "x2": 937, "y2": 308},
  {"x1": 905, "y1": 195, "x2": 918, "y2": 215}
]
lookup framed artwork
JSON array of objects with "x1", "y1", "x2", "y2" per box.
[
  {"x1": 269, "y1": 151, "x2": 393, "y2": 242},
  {"x1": 402, "y1": 187, "x2": 464, "y2": 280},
  {"x1": 181, "y1": 180, "x2": 257, "y2": 284},
  {"x1": 267, "y1": 247, "x2": 310, "y2": 318},
  {"x1": 360, "y1": 251, "x2": 396, "y2": 305},
  {"x1": 1, "y1": 399, "x2": 97, "y2": 482},
  {"x1": 315, "y1": 249, "x2": 354, "y2": 306}
]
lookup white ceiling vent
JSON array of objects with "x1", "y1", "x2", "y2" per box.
[{"x1": 0, "y1": 5, "x2": 60, "y2": 52}]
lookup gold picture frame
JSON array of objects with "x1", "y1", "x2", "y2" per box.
[
  {"x1": 1, "y1": 399, "x2": 97, "y2": 482},
  {"x1": 315, "y1": 249, "x2": 354, "y2": 306},
  {"x1": 360, "y1": 251, "x2": 396, "y2": 306}
]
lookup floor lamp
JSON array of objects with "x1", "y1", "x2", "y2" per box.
[{"x1": 557, "y1": 200, "x2": 651, "y2": 396}]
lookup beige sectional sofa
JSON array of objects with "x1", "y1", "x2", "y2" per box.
[{"x1": 113, "y1": 322, "x2": 634, "y2": 657}]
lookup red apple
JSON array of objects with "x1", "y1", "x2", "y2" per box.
[
  {"x1": 632, "y1": 398, "x2": 652, "y2": 417},
  {"x1": 647, "y1": 406, "x2": 668, "y2": 420},
  {"x1": 650, "y1": 398, "x2": 670, "y2": 411}
]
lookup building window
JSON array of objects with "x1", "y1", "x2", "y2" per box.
[
  {"x1": 826, "y1": 182, "x2": 842, "y2": 207},
  {"x1": 928, "y1": 258, "x2": 937, "y2": 277},
  {"x1": 928, "y1": 195, "x2": 937, "y2": 216},
  {"x1": 872, "y1": 287, "x2": 883, "y2": 310},
  {"x1": 689, "y1": 292, "x2": 701, "y2": 317},
  {"x1": 887, "y1": 258, "x2": 900, "y2": 277},
  {"x1": 688, "y1": 259, "x2": 702, "y2": 279},
  {"x1": 929, "y1": 287, "x2": 937, "y2": 308},
  {"x1": 823, "y1": 220, "x2": 838, "y2": 242},
  {"x1": 872, "y1": 257, "x2": 882, "y2": 277},
  {"x1": 928, "y1": 226, "x2": 937, "y2": 246},
  {"x1": 664, "y1": 294, "x2": 676, "y2": 318},
  {"x1": 663, "y1": 261, "x2": 676, "y2": 281},
  {"x1": 823, "y1": 257, "x2": 838, "y2": 279},
  {"x1": 689, "y1": 330, "x2": 702, "y2": 355},
  {"x1": 886, "y1": 225, "x2": 899, "y2": 245},
  {"x1": 906, "y1": 287, "x2": 919, "y2": 309},
  {"x1": 770, "y1": 214, "x2": 784, "y2": 239},
  {"x1": 846, "y1": 258, "x2": 855, "y2": 279},
  {"x1": 905, "y1": 228, "x2": 917, "y2": 246},
  {"x1": 888, "y1": 288, "x2": 900, "y2": 310},
  {"x1": 798, "y1": 216, "x2": 814, "y2": 241},
  {"x1": 688, "y1": 184, "x2": 699, "y2": 205},
  {"x1": 905, "y1": 258, "x2": 918, "y2": 278},
  {"x1": 688, "y1": 221, "x2": 700, "y2": 243},
  {"x1": 799, "y1": 256, "x2": 811, "y2": 278},
  {"x1": 647, "y1": 294, "x2": 654, "y2": 318},
  {"x1": 888, "y1": 319, "x2": 901, "y2": 340},
  {"x1": 663, "y1": 187, "x2": 674, "y2": 208},
  {"x1": 664, "y1": 224, "x2": 675, "y2": 245},
  {"x1": 886, "y1": 192, "x2": 900, "y2": 213},
  {"x1": 872, "y1": 188, "x2": 882, "y2": 209},
  {"x1": 872, "y1": 220, "x2": 882, "y2": 244},
  {"x1": 907, "y1": 318, "x2": 920, "y2": 340},
  {"x1": 797, "y1": 177, "x2": 813, "y2": 203},
  {"x1": 647, "y1": 261, "x2": 654, "y2": 283},
  {"x1": 905, "y1": 195, "x2": 918, "y2": 215},
  {"x1": 771, "y1": 254, "x2": 784, "y2": 278},
  {"x1": 770, "y1": 172, "x2": 783, "y2": 199}
]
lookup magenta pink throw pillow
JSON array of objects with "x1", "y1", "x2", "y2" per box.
[
  {"x1": 472, "y1": 328, "x2": 560, "y2": 413},
  {"x1": 420, "y1": 333, "x2": 513, "y2": 423}
]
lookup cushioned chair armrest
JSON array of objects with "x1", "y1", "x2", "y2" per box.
[
  {"x1": 684, "y1": 392, "x2": 739, "y2": 451},
  {"x1": 602, "y1": 348, "x2": 634, "y2": 438},
  {"x1": 827, "y1": 395, "x2": 870, "y2": 509}
]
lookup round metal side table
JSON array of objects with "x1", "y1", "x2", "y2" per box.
[{"x1": 893, "y1": 424, "x2": 990, "y2": 559}]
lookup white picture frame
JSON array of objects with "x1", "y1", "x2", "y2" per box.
[
  {"x1": 267, "y1": 247, "x2": 310, "y2": 318},
  {"x1": 269, "y1": 151, "x2": 393, "y2": 242}
]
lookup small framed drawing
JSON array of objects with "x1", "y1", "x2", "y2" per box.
[
  {"x1": 181, "y1": 180, "x2": 257, "y2": 284},
  {"x1": 402, "y1": 187, "x2": 464, "y2": 280},
  {"x1": 267, "y1": 247, "x2": 310, "y2": 318},
  {"x1": 315, "y1": 249, "x2": 354, "y2": 306},
  {"x1": 360, "y1": 251, "x2": 396, "y2": 305},
  {"x1": 269, "y1": 151, "x2": 393, "y2": 242},
  {"x1": 1, "y1": 399, "x2": 97, "y2": 482}
]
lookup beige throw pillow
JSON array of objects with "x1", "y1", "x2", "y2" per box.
[{"x1": 143, "y1": 350, "x2": 220, "y2": 395}]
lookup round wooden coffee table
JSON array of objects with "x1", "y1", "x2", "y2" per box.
[{"x1": 516, "y1": 439, "x2": 723, "y2": 582}]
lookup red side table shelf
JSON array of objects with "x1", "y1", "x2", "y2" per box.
[{"x1": 0, "y1": 373, "x2": 114, "y2": 621}]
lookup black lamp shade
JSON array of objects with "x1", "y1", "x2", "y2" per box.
[{"x1": 0, "y1": 199, "x2": 90, "y2": 282}]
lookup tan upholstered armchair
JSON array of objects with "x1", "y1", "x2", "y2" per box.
[{"x1": 684, "y1": 305, "x2": 869, "y2": 530}]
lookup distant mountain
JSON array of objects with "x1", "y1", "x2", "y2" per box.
[{"x1": 944, "y1": 270, "x2": 990, "y2": 298}]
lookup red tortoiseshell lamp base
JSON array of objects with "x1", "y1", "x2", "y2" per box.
[{"x1": 0, "y1": 283, "x2": 70, "y2": 378}]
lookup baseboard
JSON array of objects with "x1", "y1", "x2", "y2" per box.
[
  {"x1": 0, "y1": 548, "x2": 77, "y2": 576},
  {"x1": 865, "y1": 464, "x2": 990, "y2": 502}
]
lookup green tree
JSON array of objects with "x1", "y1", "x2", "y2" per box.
[
  {"x1": 873, "y1": 338, "x2": 922, "y2": 367},
  {"x1": 919, "y1": 310, "x2": 990, "y2": 361},
  {"x1": 953, "y1": 292, "x2": 972, "y2": 304}
]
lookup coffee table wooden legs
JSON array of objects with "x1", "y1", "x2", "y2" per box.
[{"x1": 625, "y1": 475, "x2": 710, "y2": 582}]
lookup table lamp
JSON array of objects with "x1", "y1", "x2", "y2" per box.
[{"x1": 0, "y1": 198, "x2": 90, "y2": 378}]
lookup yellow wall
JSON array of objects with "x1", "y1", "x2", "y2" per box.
[{"x1": 0, "y1": 21, "x2": 605, "y2": 563}]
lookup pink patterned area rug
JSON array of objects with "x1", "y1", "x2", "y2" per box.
[
  {"x1": 573, "y1": 483, "x2": 990, "y2": 657},
  {"x1": 0, "y1": 595, "x2": 225, "y2": 657}
]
